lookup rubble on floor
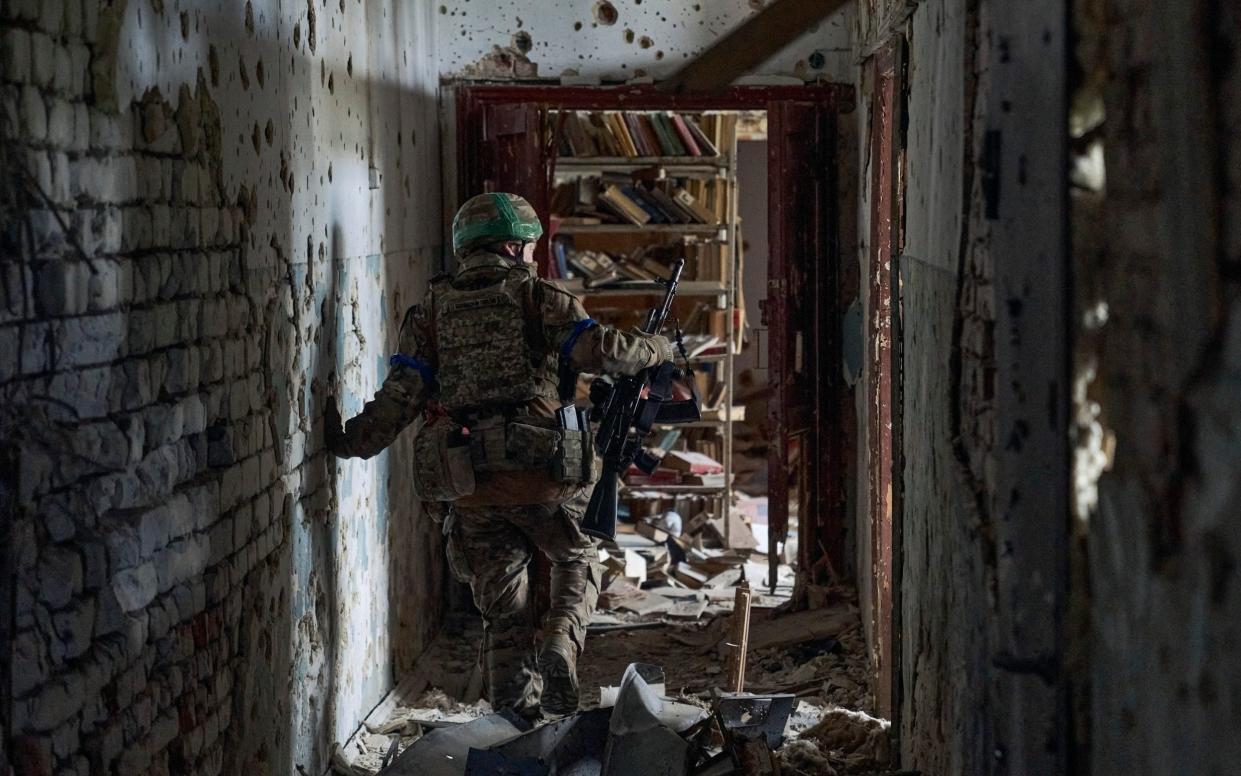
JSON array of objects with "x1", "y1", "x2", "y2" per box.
[
  {"x1": 594, "y1": 501, "x2": 797, "y2": 625},
  {"x1": 337, "y1": 589, "x2": 896, "y2": 775}
]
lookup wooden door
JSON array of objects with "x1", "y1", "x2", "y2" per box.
[
  {"x1": 455, "y1": 93, "x2": 554, "y2": 275},
  {"x1": 766, "y1": 101, "x2": 842, "y2": 589}
]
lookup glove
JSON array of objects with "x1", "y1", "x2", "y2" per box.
[
  {"x1": 648, "y1": 333, "x2": 675, "y2": 365},
  {"x1": 323, "y1": 395, "x2": 346, "y2": 456}
]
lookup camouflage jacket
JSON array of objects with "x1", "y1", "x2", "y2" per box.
[{"x1": 330, "y1": 250, "x2": 670, "y2": 504}]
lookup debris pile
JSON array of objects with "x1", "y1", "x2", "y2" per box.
[
  {"x1": 375, "y1": 662, "x2": 804, "y2": 776},
  {"x1": 338, "y1": 593, "x2": 895, "y2": 776},
  {"x1": 596, "y1": 496, "x2": 795, "y2": 623},
  {"x1": 777, "y1": 707, "x2": 892, "y2": 775}
]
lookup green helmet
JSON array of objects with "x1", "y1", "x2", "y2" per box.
[{"x1": 451, "y1": 192, "x2": 544, "y2": 256}]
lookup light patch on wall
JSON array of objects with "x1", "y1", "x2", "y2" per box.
[{"x1": 1072, "y1": 301, "x2": 1114, "y2": 525}]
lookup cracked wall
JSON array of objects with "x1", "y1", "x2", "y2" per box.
[
  {"x1": 855, "y1": 0, "x2": 1069, "y2": 772},
  {"x1": 1, "y1": 1, "x2": 444, "y2": 774}
]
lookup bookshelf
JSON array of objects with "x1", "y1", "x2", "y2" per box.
[
  {"x1": 555, "y1": 278, "x2": 729, "y2": 297},
  {"x1": 550, "y1": 109, "x2": 742, "y2": 545},
  {"x1": 554, "y1": 157, "x2": 728, "y2": 177},
  {"x1": 554, "y1": 223, "x2": 727, "y2": 238}
]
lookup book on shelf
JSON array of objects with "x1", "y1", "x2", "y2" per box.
[
  {"x1": 671, "y1": 187, "x2": 718, "y2": 225},
  {"x1": 682, "y1": 334, "x2": 724, "y2": 358},
  {"x1": 699, "y1": 404, "x2": 746, "y2": 422},
  {"x1": 551, "y1": 238, "x2": 572, "y2": 279},
  {"x1": 661, "y1": 450, "x2": 724, "y2": 475},
  {"x1": 651, "y1": 427, "x2": 682, "y2": 453},
  {"x1": 621, "y1": 185, "x2": 671, "y2": 224},
  {"x1": 567, "y1": 249, "x2": 619, "y2": 282},
  {"x1": 651, "y1": 113, "x2": 686, "y2": 156},
  {"x1": 556, "y1": 110, "x2": 721, "y2": 159},
  {"x1": 583, "y1": 112, "x2": 621, "y2": 156},
  {"x1": 686, "y1": 115, "x2": 719, "y2": 156},
  {"x1": 615, "y1": 260, "x2": 657, "y2": 281},
  {"x1": 669, "y1": 113, "x2": 702, "y2": 156},
  {"x1": 598, "y1": 184, "x2": 651, "y2": 225},
  {"x1": 606, "y1": 113, "x2": 639, "y2": 157},
  {"x1": 624, "y1": 465, "x2": 682, "y2": 486},
  {"x1": 681, "y1": 472, "x2": 728, "y2": 487},
  {"x1": 645, "y1": 187, "x2": 698, "y2": 224}
]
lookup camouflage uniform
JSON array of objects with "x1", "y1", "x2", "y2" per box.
[{"x1": 327, "y1": 195, "x2": 669, "y2": 716}]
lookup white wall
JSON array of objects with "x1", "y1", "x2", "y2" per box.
[
  {"x1": 435, "y1": 0, "x2": 855, "y2": 83},
  {"x1": 62, "y1": 0, "x2": 442, "y2": 771}
]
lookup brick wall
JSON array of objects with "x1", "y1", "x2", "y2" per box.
[{"x1": 1, "y1": 1, "x2": 445, "y2": 774}]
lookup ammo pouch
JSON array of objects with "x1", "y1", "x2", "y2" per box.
[
  {"x1": 468, "y1": 415, "x2": 597, "y2": 485},
  {"x1": 557, "y1": 425, "x2": 598, "y2": 485},
  {"x1": 411, "y1": 418, "x2": 476, "y2": 501}
]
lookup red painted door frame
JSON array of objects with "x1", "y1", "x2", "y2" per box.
[
  {"x1": 450, "y1": 80, "x2": 856, "y2": 588},
  {"x1": 866, "y1": 40, "x2": 906, "y2": 721}
]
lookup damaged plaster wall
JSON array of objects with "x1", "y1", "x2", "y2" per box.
[
  {"x1": 1078, "y1": 0, "x2": 1241, "y2": 771},
  {"x1": 434, "y1": 0, "x2": 855, "y2": 83},
  {"x1": 2, "y1": 1, "x2": 444, "y2": 774},
  {"x1": 855, "y1": 0, "x2": 1068, "y2": 772}
]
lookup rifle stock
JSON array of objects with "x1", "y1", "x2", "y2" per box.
[{"x1": 582, "y1": 460, "x2": 621, "y2": 540}]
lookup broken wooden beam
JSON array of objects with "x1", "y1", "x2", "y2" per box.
[
  {"x1": 661, "y1": 0, "x2": 854, "y2": 94},
  {"x1": 727, "y1": 580, "x2": 753, "y2": 693}
]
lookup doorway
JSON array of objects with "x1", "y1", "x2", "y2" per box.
[{"x1": 450, "y1": 83, "x2": 853, "y2": 590}]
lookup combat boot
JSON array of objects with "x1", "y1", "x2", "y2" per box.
[{"x1": 538, "y1": 632, "x2": 580, "y2": 716}]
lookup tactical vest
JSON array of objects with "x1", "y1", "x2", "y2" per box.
[{"x1": 431, "y1": 264, "x2": 559, "y2": 413}]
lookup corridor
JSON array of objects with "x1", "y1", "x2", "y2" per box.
[{"x1": 2, "y1": 0, "x2": 1238, "y2": 775}]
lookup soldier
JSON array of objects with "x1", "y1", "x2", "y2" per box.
[{"x1": 323, "y1": 192, "x2": 672, "y2": 719}]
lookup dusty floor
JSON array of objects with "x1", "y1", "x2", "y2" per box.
[{"x1": 336, "y1": 586, "x2": 894, "y2": 775}]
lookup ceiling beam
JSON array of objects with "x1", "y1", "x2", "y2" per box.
[{"x1": 661, "y1": 0, "x2": 854, "y2": 94}]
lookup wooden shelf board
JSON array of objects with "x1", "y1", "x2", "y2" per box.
[
  {"x1": 555, "y1": 223, "x2": 726, "y2": 236},
  {"x1": 556, "y1": 155, "x2": 727, "y2": 169},
  {"x1": 620, "y1": 485, "x2": 729, "y2": 495},
  {"x1": 653, "y1": 420, "x2": 728, "y2": 429},
  {"x1": 556, "y1": 279, "x2": 728, "y2": 296}
]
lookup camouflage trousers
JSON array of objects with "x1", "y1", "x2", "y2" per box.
[{"x1": 446, "y1": 497, "x2": 601, "y2": 717}]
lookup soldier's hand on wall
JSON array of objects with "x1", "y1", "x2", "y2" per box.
[{"x1": 324, "y1": 395, "x2": 346, "y2": 456}]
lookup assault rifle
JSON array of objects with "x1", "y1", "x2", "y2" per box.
[{"x1": 581, "y1": 258, "x2": 701, "y2": 541}]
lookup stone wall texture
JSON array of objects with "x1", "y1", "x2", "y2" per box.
[{"x1": 0, "y1": 1, "x2": 446, "y2": 774}]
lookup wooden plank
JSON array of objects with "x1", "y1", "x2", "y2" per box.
[
  {"x1": 747, "y1": 607, "x2": 856, "y2": 652},
  {"x1": 727, "y1": 580, "x2": 753, "y2": 692},
  {"x1": 661, "y1": 0, "x2": 855, "y2": 94}
]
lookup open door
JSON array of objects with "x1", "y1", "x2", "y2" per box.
[{"x1": 766, "y1": 101, "x2": 844, "y2": 593}]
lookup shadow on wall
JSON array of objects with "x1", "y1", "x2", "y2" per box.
[{"x1": 2, "y1": 2, "x2": 444, "y2": 775}]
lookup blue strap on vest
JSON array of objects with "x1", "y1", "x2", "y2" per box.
[
  {"x1": 389, "y1": 353, "x2": 435, "y2": 385},
  {"x1": 557, "y1": 318, "x2": 597, "y2": 401}
]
